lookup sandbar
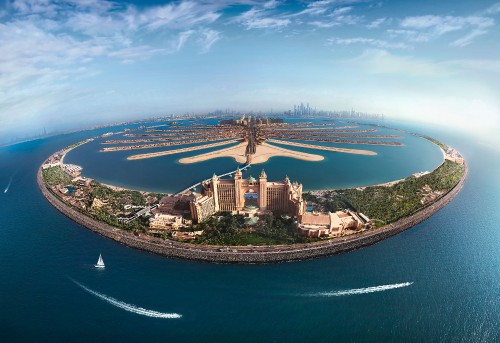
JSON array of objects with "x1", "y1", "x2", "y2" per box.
[
  {"x1": 127, "y1": 140, "x2": 239, "y2": 160},
  {"x1": 268, "y1": 139, "x2": 377, "y2": 155},
  {"x1": 179, "y1": 142, "x2": 324, "y2": 164}
]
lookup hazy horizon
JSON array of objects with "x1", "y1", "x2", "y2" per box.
[{"x1": 1, "y1": 0, "x2": 499, "y2": 144}]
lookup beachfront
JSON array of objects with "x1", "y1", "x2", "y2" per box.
[{"x1": 179, "y1": 142, "x2": 324, "y2": 164}]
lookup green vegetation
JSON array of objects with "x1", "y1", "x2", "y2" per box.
[
  {"x1": 421, "y1": 136, "x2": 449, "y2": 151},
  {"x1": 65, "y1": 139, "x2": 90, "y2": 151},
  {"x1": 306, "y1": 160, "x2": 464, "y2": 225},
  {"x1": 88, "y1": 185, "x2": 158, "y2": 232},
  {"x1": 42, "y1": 166, "x2": 72, "y2": 185},
  {"x1": 43, "y1": 166, "x2": 161, "y2": 233},
  {"x1": 192, "y1": 212, "x2": 311, "y2": 245},
  {"x1": 91, "y1": 186, "x2": 146, "y2": 210}
]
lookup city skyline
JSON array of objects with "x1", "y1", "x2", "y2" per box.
[{"x1": 1, "y1": 0, "x2": 499, "y2": 144}]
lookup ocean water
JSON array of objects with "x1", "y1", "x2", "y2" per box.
[{"x1": 0, "y1": 120, "x2": 498, "y2": 342}]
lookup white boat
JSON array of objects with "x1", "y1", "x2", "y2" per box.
[{"x1": 95, "y1": 253, "x2": 105, "y2": 268}]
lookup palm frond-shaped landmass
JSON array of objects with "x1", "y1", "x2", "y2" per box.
[{"x1": 100, "y1": 118, "x2": 403, "y2": 164}]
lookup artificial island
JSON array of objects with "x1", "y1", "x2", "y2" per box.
[{"x1": 38, "y1": 115, "x2": 467, "y2": 263}]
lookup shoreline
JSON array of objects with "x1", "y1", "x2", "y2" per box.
[
  {"x1": 37, "y1": 159, "x2": 468, "y2": 264},
  {"x1": 127, "y1": 139, "x2": 239, "y2": 160},
  {"x1": 268, "y1": 139, "x2": 377, "y2": 156},
  {"x1": 179, "y1": 142, "x2": 324, "y2": 164}
]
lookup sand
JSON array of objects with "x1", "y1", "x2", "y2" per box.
[
  {"x1": 178, "y1": 142, "x2": 324, "y2": 164},
  {"x1": 267, "y1": 139, "x2": 377, "y2": 155},
  {"x1": 127, "y1": 137, "x2": 376, "y2": 163},
  {"x1": 126, "y1": 139, "x2": 239, "y2": 160}
]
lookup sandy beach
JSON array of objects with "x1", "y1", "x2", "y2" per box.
[
  {"x1": 127, "y1": 139, "x2": 239, "y2": 160},
  {"x1": 268, "y1": 139, "x2": 377, "y2": 155},
  {"x1": 179, "y1": 142, "x2": 324, "y2": 164}
]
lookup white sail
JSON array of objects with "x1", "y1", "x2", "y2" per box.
[{"x1": 95, "y1": 253, "x2": 105, "y2": 268}]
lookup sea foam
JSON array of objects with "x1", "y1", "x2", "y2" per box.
[
  {"x1": 307, "y1": 282, "x2": 413, "y2": 297},
  {"x1": 4, "y1": 176, "x2": 12, "y2": 193},
  {"x1": 70, "y1": 278, "x2": 182, "y2": 319}
]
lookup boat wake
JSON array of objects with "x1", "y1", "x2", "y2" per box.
[
  {"x1": 70, "y1": 278, "x2": 182, "y2": 319},
  {"x1": 4, "y1": 176, "x2": 13, "y2": 194},
  {"x1": 306, "y1": 282, "x2": 413, "y2": 297}
]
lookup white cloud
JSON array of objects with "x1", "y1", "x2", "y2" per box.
[
  {"x1": 341, "y1": 49, "x2": 500, "y2": 78},
  {"x1": 245, "y1": 17, "x2": 290, "y2": 29},
  {"x1": 108, "y1": 46, "x2": 170, "y2": 64},
  {"x1": 285, "y1": 0, "x2": 365, "y2": 28},
  {"x1": 367, "y1": 17, "x2": 388, "y2": 29},
  {"x1": 344, "y1": 49, "x2": 447, "y2": 77},
  {"x1": 327, "y1": 37, "x2": 409, "y2": 49},
  {"x1": 393, "y1": 15, "x2": 495, "y2": 46},
  {"x1": 11, "y1": 0, "x2": 117, "y2": 17},
  {"x1": 329, "y1": 6, "x2": 353, "y2": 16},
  {"x1": 309, "y1": 20, "x2": 340, "y2": 28},
  {"x1": 387, "y1": 29, "x2": 432, "y2": 42},
  {"x1": 0, "y1": 0, "x2": 233, "y2": 134},
  {"x1": 11, "y1": 0, "x2": 59, "y2": 16},
  {"x1": 198, "y1": 28, "x2": 221, "y2": 53},
  {"x1": 65, "y1": 11, "x2": 129, "y2": 36},
  {"x1": 233, "y1": 6, "x2": 290, "y2": 30},
  {"x1": 174, "y1": 30, "x2": 196, "y2": 52},
  {"x1": 263, "y1": 0, "x2": 280, "y2": 9},
  {"x1": 0, "y1": 0, "x2": 230, "y2": 92},
  {"x1": 307, "y1": 5, "x2": 363, "y2": 28},
  {"x1": 139, "y1": 2, "x2": 221, "y2": 31},
  {"x1": 484, "y1": 2, "x2": 500, "y2": 15},
  {"x1": 450, "y1": 28, "x2": 489, "y2": 47}
]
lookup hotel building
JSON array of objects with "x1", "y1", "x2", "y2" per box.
[{"x1": 190, "y1": 169, "x2": 306, "y2": 223}]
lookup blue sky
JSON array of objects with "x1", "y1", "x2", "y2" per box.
[{"x1": 0, "y1": 0, "x2": 499, "y2": 143}]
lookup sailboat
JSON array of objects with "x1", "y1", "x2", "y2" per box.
[{"x1": 95, "y1": 253, "x2": 105, "y2": 268}]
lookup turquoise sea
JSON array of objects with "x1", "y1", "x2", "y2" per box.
[{"x1": 0, "y1": 119, "x2": 498, "y2": 342}]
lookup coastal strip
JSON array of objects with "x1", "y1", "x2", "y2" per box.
[
  {"x1": 268, "y1": 136, "x2": 403, "y2": 146},
  {"x1": 268, "y1": 139, "x2": 378, "y2": 156},
  {"x1": 126, "y1": 140, "x2": 239, "y2": 160},
  {"x1": 101, "y1": 138, "x2": 237, "y2": 151},
  {"x1": 37, "y1": 160, "x2": 467, "y2": 264}
]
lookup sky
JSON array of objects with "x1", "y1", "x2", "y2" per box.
[{"x1": 0, "y1": 0, "x2": 499, "y2": 144}]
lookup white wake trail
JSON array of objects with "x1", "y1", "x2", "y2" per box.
[
  {"x1": 4, "y1": 176, "x2": 12, "y2": 193},
  {"x1": 308, "y1": 282, "x2": 413, "y2": 297},
  {"x1": 70, "y1": 278, "x2": 182, "y2": 319}
]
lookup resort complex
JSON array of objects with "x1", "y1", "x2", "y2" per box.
[
  {"x1": 37, "y1": 117, "x2": 467, "y2": 263},
  {"x1": 191, "y1": 169, "x2": 305, "y2": 221}
]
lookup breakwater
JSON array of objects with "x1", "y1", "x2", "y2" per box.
[{"x1": 37, "y1": 159, "x2": 467, "y2": 264}]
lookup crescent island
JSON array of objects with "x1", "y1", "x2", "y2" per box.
[{"x1": 37, "y1": 121, "x2": 467, "y2": 263}]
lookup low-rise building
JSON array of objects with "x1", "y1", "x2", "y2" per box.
[
  {"x1": 149, "y1": 213, "x2": 191, "y2": 230},
  {"x1": 91, "y1": 197, "x2": 107, "y2": 209},
  {"x1": 190, "y1": 193, "x2": 216, "y2": 223},
  {"x1": 149, "y1": 196, "x2": 192, "y2": 230},
  {"x1": 73, "y1": 176, "x2": 94, "y2": 187},
  {"x1": 412, "y1": 171, "x2": 430, "y2": 178},
  {"x1": 171, "y1": 230, "x2": 203, "y2": 242},
  {"x1": 62, "y1": 164, "x2": 83, "y2": 177},
  {"x1": 298, "y1": 210, "x2": 371, "y2": 238},
  {"x1": 445, "y1": 147, "x2": 464, "y2": 164}
]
